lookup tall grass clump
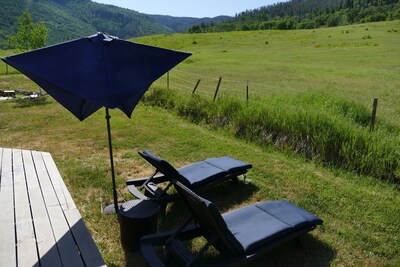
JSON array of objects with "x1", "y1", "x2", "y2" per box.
[
  {"x1": 141, "y1": 87, "x2": 176, "y2": 109},
  {"x1": 177, "y1": 94, "x2": 212, "y2": 124},
  {"x1": 234, "y1": 101, "x2": 399, "y2": 181},
  {"x1": 142, "y1": 87, "x2": 400, "y2": 182}
]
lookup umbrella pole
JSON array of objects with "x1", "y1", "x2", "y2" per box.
[{"x1": 105, "y1": 107, "x2": 119, "y2": 214}]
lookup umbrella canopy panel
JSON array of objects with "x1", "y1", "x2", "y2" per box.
[{"x1": 2, "y1": 33, "x2": 191, "y2": 120}]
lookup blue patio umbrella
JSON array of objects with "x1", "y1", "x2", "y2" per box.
[{"x1": 2, "y1": 33, "x2": 191, "y2": 213}]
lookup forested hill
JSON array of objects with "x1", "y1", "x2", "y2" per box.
[
  {"x1": 189, "y1": 0, "x2": 400, "y2": 32},
  {"x1": 0, "y1": 0, "x2": 175, "y2": 48}
]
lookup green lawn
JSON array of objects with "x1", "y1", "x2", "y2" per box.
[
  {"x1": 0, "y1": 20, "x2": 399, "y2": 266},
  {"x1": 0, "y1": 97, "x2": 398, "y2": 266}
]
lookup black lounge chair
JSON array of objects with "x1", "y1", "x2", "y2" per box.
[
  {"x1": 141, "y1": 180, "x2": 323, "y2": 266},
  {"x1": 126, "y1": 150, "x2": 252, "y2": 204}
]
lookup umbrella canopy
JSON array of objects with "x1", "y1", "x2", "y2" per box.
[
  {"x1": 2, "y1": 33, "x2": 191, "y2": 120},
  {"x1": 2, "y1": 33, "x2": 191, "y2": 213}
]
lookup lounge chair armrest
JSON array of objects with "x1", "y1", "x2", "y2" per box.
[
  {"x1": 127, "y1": 184, "x2": 180, "y2": 204},
  {"x1": 126, "y1": 185, "x2": 149, "y2": 200},
  {"x1": 125, "y1": 174, "x2": 168, "y2": 186}
]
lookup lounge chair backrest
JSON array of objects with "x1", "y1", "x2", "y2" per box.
[
  {"x1": 139, "y1": 151, "x2": 189, "y2": 186},
  {"x1": 173, "y1": 180, "x2": 244, "y2": 255}
]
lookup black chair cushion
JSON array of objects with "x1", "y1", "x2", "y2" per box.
[
  {"x1": 141, "y1": 151, "x2": 251, "y2": 188},
  {"x1": 222, "y1": 200, "x2": 323, "y2": 252}
]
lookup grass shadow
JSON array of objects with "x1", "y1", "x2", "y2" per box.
[
  {"x1": 124, "y1": 236, "x2": 335, "y2": 267},
  {"x1": 124, "y1": 249, "x2": 149, "y2": 267},
  {"x1": 242, "y1": 234, "x2": 335, "y2": 267},
  {"x1": 125, "y1": 180, "x2": 335, "y2": 266},
  {"x1": 122, "y1": 180, "x2": 258, "y2": 266},
  {"x1": 13, "y1": 96, "x2": 49, "y2": 108}
]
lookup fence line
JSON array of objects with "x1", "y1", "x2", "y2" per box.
[
  {"x1": 164, "y1": 69, "x2": 308, "y2": 104},
  {"x1": 169, "y1": 80, "x2": 193, "y2": 91},
  {"x1": 170, "y1": 74, "x2": 197, "y2": 86},
  {"x1": 170, "y1": 77, "x2": 273, "y2": 108},
  {"x1": 171, "y1": 68, "x2": 305, "y2": 93}
]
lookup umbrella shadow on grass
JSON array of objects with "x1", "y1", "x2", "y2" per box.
[{"x1": 14, "y1": 96, "x2": 49, "y2": 108}]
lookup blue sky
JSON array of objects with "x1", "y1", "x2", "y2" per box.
[{"x1": 92, "y1": 0, "x2": 288, "y2": 18}]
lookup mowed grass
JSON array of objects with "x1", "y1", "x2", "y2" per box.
[
  {"x1": 0, "y1": 20, "x2": 399, "y2": 266},
  {"x1": 0, "y1": 97, "x2": 399, "y2": 266}
]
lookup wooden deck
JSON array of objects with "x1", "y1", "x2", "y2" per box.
[{"x1": 0, "y1": 148, "x2": 106, "y2": 267}]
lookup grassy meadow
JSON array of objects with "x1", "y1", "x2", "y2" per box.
[
  {"x1": 0, "y1": 21, "x2": 399, "y2": 266},
  {"x1": 136, "y1": 20, "x2": 400, "y2": 126}
]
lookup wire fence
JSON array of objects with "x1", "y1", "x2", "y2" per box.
[{"x1": 154, "y1": 68, "x2": 307, "y2": 107}]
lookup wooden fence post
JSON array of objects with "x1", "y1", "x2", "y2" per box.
[
  {"x1": 246, "y1": 80, "x2": 249, "y2": 103},
  {"x1": 213, "y1": 77, "x2": 222, "y2": 102},
  {"x1": 192, "y1": 79, "x2": 201, "y2": 95},
  {"x1": 167, "y1": 72, "x2": 170, "y2": 90},
  {"x1": 370, "y1": 98, "x2": 378, "y2": 132}
]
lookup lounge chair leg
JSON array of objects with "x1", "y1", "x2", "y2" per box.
[{"x1": 159, "y1": 203, "x2": 167, "y2": 217}]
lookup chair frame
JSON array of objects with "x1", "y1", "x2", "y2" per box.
[
  {"x1": 126, "y1": 151, "x2": 250, "y2": 205},
  {"x1": 140, "y1": 180, "x2": 322, "y2": 267}
]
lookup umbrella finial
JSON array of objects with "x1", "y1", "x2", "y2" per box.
[{"x1": 89, "y1": 32, "x2": 116, "y2": 44}]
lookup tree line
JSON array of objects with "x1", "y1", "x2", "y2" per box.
[{"x1": 188, "y1": 0, "x2": 400, "y2": 32}]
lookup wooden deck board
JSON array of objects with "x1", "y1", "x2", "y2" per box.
[
  {"x1": 42, "y1": 152, "x2": 76, "y2": 211},
  {"x1": 0, "y1": 148, "x2": 16, "y2": 267},
  {"x1": 42, "y1": 152, "x2": 106, "y2": 266},
  {"x1": 32, "y1": 151, "x2": 85, "y2": 267},
  {"x1": 0, "y1": 148, "x2": 106, "y2": 267},
  {"x1": 13, "y1": 149, "x2": 39, "y2": 267},
  {"x1": 22, "y1": 149, "x2": 63, "y2": 267},
  {"x1": 64, "y1": 209, "x2": 107, "y2": 267}
]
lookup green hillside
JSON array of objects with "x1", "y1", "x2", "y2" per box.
[
  {"x1": 0, "y1": 0, "x2": 233, "y2": 49},
  {"x1": 0, "y1": 0, "x2": 173, "y2": 48}
]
